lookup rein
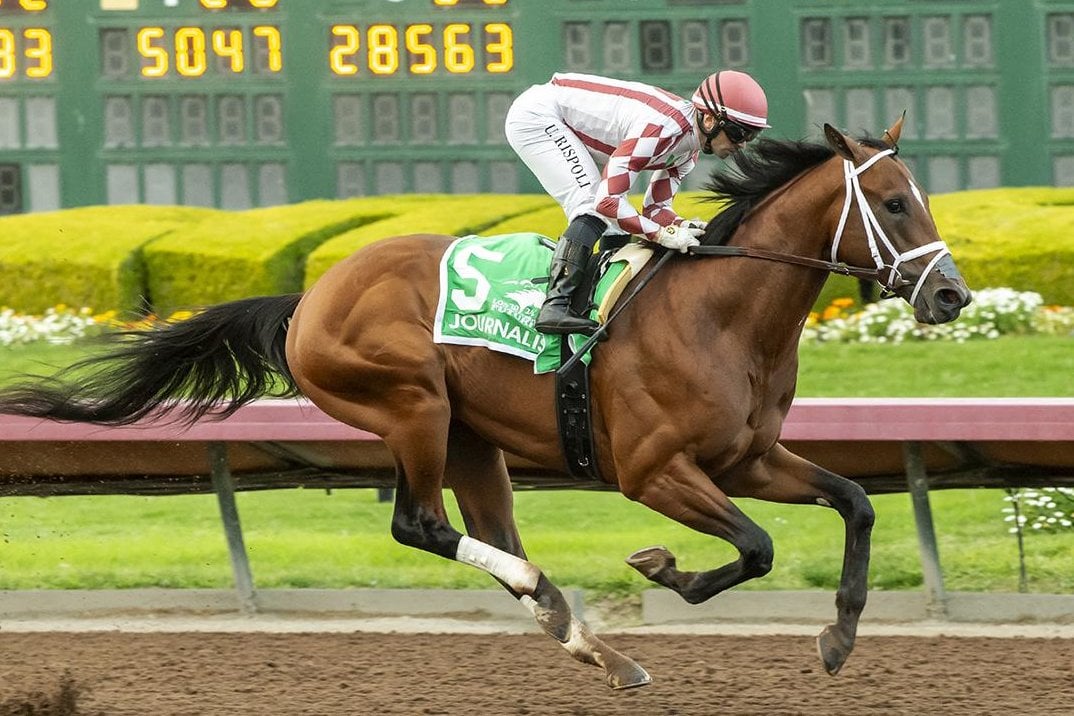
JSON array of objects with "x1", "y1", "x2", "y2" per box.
[{"x1": 689, "y1": 244, "x2": 883, "y2": 282}]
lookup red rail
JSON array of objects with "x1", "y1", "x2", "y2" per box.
[
  {"x1": 1, "y1": 398, "x2": 1072, "y2": 497},
  {"x1": 3, "y1": 397, "x2": 1073, "y2": 442}
]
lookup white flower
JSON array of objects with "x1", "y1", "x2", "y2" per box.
[
  {"x1": 0, "y1": 306, "x2": 100, "y2": 346},
  {"x1": 803, "y1": 287, "x2": 1072, "y2": 345}
]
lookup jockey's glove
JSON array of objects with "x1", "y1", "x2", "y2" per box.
[
  {"x1": 677, "y1": 217, "x2": 708, "y2": 232},
  {"x1": 652, "y1": 224, "x2": 703, "y2": 253}
]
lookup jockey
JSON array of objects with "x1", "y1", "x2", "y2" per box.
[{"x1": 505, "y1": 69, "x2": 770, "y2": 335}]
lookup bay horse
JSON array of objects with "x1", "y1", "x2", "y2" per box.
[{"x1": 0, "y1": 120, "x2": 971, "y2": 689}]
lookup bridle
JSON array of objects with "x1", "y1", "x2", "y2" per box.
[
  {"x1": 692, "y1": 146, "x2": 952, "y2": 304},
  {"x1": 831, "y1": 148, "x2": 951, "y2": 303}
]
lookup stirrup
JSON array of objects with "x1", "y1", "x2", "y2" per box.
[
  {"x1": 536, "y1": 318, "x2": 600, "y2": 336},
  {"x1": 536, "y1": 304, "x2": 599, "y2": 336}
]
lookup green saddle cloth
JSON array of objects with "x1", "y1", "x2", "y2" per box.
[{"x1": 433, "y1": 232, "x2": 628, "y2": 374}]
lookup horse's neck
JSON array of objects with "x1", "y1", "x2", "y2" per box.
[
  {"x1": 713, "y1": 176, "x2": 838, "y2": 344},
  {"x1": 699, "y1": 244, "x2": 827, "y2": 351}
]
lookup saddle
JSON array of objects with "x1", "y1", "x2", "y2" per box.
[{"x1": 544, "y1": 236, "x2": 655, "y2": 326}]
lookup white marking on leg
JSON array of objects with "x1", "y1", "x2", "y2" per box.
[
  {"x1": 816, "y1": 497, "x2": 832, "y2": 507},
  {"x1": 455, "y1": 535, "x2": 540, "y2": 594}
]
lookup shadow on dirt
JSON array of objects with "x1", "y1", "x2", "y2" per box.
[{"x1": 0, "y1": 671, "x2": 101, "y2": 716}]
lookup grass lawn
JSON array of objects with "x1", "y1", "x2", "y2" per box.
[
  {"x1": 0, "y1": 335, "x2": 1071, "y2": 595},
  {"x1": 0, "y1": 488, "x2": 1068, "y2": 595},
  {"x1": 4, "y1": 335, "x2": 1073, "y2": 397},
  {"x1": 796, "y1": 335, "x2": 1074, "y2": 397}
]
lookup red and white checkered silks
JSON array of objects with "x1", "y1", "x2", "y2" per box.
[{"x1": 504, "y1": 73, "x2": 701, "y2": 241}]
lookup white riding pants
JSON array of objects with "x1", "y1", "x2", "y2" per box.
[{"x1": 504, "y1": 84, "x2": 609, "y2": 229}]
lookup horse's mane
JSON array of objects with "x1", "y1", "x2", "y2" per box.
[{"x1": 702, "y1": 136, "x2": 890, "y2": 245}]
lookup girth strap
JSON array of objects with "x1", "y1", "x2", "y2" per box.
[{"x1": 556, "y1": 339, "x2": 601, "y2": 480}]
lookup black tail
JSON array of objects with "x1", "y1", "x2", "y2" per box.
[{"x1": 0, "y1": 294, "x2": 303, "y2": 426}]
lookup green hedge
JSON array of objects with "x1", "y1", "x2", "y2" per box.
[
  {"x1": 0, "y1": 205, "x2": 215, "y2": 314},
  {"x1": 302, "y1": 194, "x2": 554, "y2": 286},
  {"x1": 931, "y1": 187, "x2": 1074, "y2": 306},
  {"x1": 1, "y1": 188, "x2": 1072, "y2": 315},
  {"x1": 145, "y1": 197, "x2": 432, "y2": 313}
]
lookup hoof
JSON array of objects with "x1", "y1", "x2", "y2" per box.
[
  {"x1": 625, "y1": 545, "x2": 675, "y2": 580},
  {"x1": 605, "y1": 659, "x2": 653, "y2": 690},
  {"x1": 816, "y1": 624, "x2": 853, "y2": 676}
]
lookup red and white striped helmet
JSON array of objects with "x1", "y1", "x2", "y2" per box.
[{"x1": 692, "y1": 70, "x2": 770, "y2": 129}]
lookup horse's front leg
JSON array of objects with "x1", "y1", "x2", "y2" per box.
[
  {"x1": 621, "y1": 454, "x2": 776, "y2": 604},
  {"x1": 737, "y1": 444, "x2": 876, "y2": 676}
]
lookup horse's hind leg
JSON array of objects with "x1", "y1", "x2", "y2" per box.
[{"x1": 446, "y1": 421, "x2": 651, "y2": 690}]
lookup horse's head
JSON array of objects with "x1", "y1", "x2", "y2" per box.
[{"x1": 822, "y1": 118, "x2": 972, "y2": 324}]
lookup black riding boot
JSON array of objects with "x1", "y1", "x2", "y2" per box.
[{"x1": 536, "y1": 216, "x2": 604, "y2": 335}]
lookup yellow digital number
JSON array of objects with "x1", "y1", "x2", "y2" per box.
[
  {"x1": 249, "y1": 0, "x2": 278, "y2": 8},
  {"x1": 484, "y1": 23, "x2": 512, "y2": 73},
  {"x1": 483, "y1": 0, "x2": 508, "y2": 5},
  {"x1": 176, "y1": 27, "x2": 207, "y2": 77},
  {"x1": 432, "y1": 0, "x2": 458, "y2": 5},
  {"x1": 137, "y1": 27, "x2": 169, "y2": 78},
  {"x1": 0, "y1": 29, "x2": 14, "y2": 80},
  {"x1": 329, "y1": 24, "x2": 359, "y2": 75},
  {"x1": 444, "y1": 23, "x2": 473, "y2": 74},
  {"x1": 405, "y1": 23, "x2": 436, "y2": 75},
  {"x1": 200, "y1": 0, "x2": 228, "y2": 9},
  {"x1": 212, "y1": 29, "x2": 244, "y2": 73},
  {"x1": 23, "y1": 27, "x2": 51, "y2": 78},
  {"x1": 253, "y1": 25, "x2": 282, "y2": 72},
  {"x1": 367, "y1": 24, "x2": 398, "y2": 75},
  {"x1": 20, "y1": 0, "x2": 49, "y2": 11}
]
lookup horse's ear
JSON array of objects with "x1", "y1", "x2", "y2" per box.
[
  {"x1": 823, "y1": 123, "x2": 859, "y2": 161},
  {"x1": 881, "y1": 111, "x2": 906, "y2": 149}
]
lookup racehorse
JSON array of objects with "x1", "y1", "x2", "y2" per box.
[{"x1": 0, "y1": 120, "x2": 971, "y2": 689}]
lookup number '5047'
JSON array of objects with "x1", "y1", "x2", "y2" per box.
[
  {"x1": 136, "y1": 26, "x2": 282, "y2": 78},
  {"x1": 329, "y1": 23, "x2": 513, "y2": 76}
]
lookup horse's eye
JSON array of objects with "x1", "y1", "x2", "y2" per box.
[{"x1": 885, "y1": 198, "x2": 906, "y2": 214}]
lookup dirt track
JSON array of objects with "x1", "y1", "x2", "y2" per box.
[{"x1": 1, "y1": 630, "x2": 1072, "y2": 715}]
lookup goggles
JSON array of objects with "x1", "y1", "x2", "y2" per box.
[{"x1": 721, "y1": 118, "x2": 760, "y2": 144}]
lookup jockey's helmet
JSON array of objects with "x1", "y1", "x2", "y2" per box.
[{"x1": 692, "y1": 70, "x2": 770, "y2": 130}]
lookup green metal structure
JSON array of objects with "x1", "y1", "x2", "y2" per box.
[{"x1": 0, "y1": 0, "x2": 1069, "y2": 213}]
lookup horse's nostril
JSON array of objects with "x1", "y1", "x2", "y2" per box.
[{"x1": 936, "y1": 288, "x2": 964, "y2": 308}]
